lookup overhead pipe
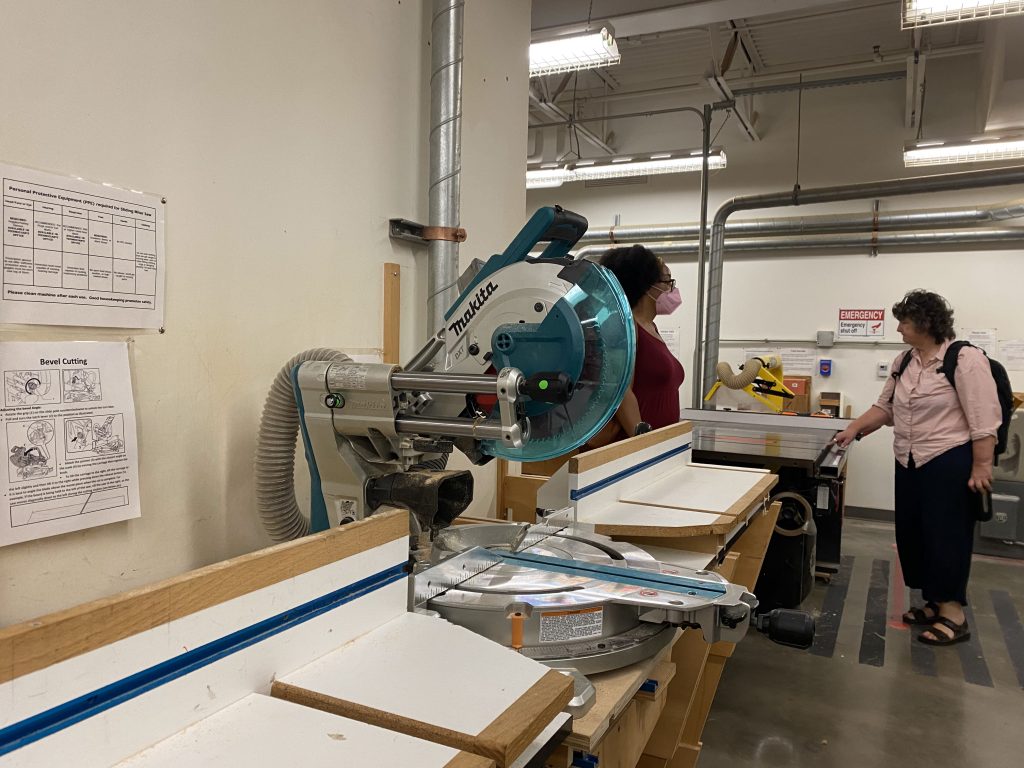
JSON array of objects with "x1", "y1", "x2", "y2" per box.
[
  {"x1": 574, "y1": 228, "x2": 1024, "y2": 261},
  {"x1": 701, "y1": 166, "x2": 1024, "y2": 404},
  {"x1": 427, "y1": 0, "x2": 465, "y2": 349},
  {"x1": 576, "y1": 196, "x2": 1024, "y2": 245}
]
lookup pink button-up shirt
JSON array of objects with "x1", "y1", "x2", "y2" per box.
[{"x1": 872, "y1": 340, "x2": 1001, "y2": 468}]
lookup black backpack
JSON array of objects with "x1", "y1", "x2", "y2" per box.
[{"x1": 891, "y1": 341, "x2": 1015, "y2": 460}]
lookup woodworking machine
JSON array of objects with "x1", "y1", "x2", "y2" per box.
[{"x1": 255, "y1": 207, "x2": 812, "y2": 687}]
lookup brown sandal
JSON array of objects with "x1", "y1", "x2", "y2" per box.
[
  {"x1": 903, "y1": 602, "x2": 940, "y2": 625},
  {"x1": 918, "y1": 616, "x2": 970, "y2": 646}
]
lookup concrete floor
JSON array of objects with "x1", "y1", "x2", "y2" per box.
[{"x1": 700, "y1": 518, "x2": 1024, "y2": 767}]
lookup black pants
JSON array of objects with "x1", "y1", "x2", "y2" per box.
[{"x1": 894, "y1": 442, "x2": 975, "y2": 606}]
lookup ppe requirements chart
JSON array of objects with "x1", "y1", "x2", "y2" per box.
[
  {"x1": 0, "y1": 341, "x2": 140, "y2": 547},
  {"x1": 1, "y1": 162, "x2": 165, "y2": 328}
]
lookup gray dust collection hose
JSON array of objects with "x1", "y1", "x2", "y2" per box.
[{"x1": 255, "y1": 348, "x2": 349, "y2": 541}]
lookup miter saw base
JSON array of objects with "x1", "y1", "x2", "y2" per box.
[{"x1": 416, "y1": 524, "x2": 758, "y2": 677}]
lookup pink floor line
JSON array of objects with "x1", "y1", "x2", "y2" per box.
[{"x1": 889, "y1": 542, "x2": 909, "y2": 631}]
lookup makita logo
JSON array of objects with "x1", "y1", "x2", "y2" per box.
[{"x1": 448, "y1": 281, "x2": 498, "y2": 337}]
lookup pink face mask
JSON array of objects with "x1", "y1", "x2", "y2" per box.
[{"x1": 650, "y1": 285, "x2": 682, "y2": 315}]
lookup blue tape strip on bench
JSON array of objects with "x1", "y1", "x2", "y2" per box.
[
  {"x1": 0, "y1": 562, "x2": 407, "y2": 757},
  {"x1": 569, "y1": 443, "x2": 690, "y2": 501}
]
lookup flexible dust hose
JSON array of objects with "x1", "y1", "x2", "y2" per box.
[
  {"x1": 714, "y1": 356, "x2": 775, "y2": 389},
  {"x1": 770, "y1": 491, "x2": 815, "y2": 537},
  {"x1": 255, "y1": 348, "x2": 349, "y2": 541}
]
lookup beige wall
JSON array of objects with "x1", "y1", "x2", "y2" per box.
[{"x1": 0, "y1": 0, "x2": 530, "y2": 625}]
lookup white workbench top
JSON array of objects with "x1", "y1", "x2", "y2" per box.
[{"x1": 117, "y1": 693, "x2": 491, "y2": 767}]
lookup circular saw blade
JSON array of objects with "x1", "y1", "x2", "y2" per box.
[{"x1": 482, "y1": 260, "x2": 635, "y2": 462}]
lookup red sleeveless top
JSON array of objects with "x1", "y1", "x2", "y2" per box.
[{"x1": 633, "y1": 324, "x2": 685, "y2": 429}]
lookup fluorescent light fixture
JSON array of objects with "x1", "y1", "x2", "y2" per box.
[
  {"x1": 529, "y1": 27, "x2": 620, "y2": 78},
  {"x1": 526, "y1": 148, "x2": 726, "y2": 189},
  {"x1": 904, "y1": 133, "x2": 1024, "y2": 166},
  {"x1": 902, "y1": 0, "x2": 1024, "y2": 27}
]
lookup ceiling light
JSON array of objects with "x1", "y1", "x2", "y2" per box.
[
  {"x1": 902, "y1": 1, "x2": 1024, "y2": 28},
  {"x1": 904, "y1": 133, "x2": 1024, "y2": 166},
  {"x1": 526, "y1": 148, "x2": 727, "y2": 189},
  {"x1": 529, "y1": 27, "x2": 620, "y2": 78}
]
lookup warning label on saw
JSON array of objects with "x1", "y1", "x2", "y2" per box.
[{"x1": 539, "y1": 607, "x2": 603, "y2": 644}]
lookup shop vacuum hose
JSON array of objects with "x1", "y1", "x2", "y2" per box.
[{"x1": 255, "y1": 348, "x2": 349, "y2": 541}]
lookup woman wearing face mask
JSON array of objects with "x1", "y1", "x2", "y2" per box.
[{"x1": 587, "y1": 245, "x2": 684, "y2": 446}]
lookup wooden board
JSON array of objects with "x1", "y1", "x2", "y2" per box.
[
  {"x1": 117, "y1": 693, "x2": 493, "y2": 768},
  {"x1": 621, "y1": 468, "x2": 775, "y2": 517},
  {"x1": 638, "y1": 553, "x2": 738, "y2": 763},
  {"x1": 0, "y1": 509, "x2": 407, "y2": 686},
  {"x1": 503, "y1": 474, "x2": 547, "y2": 523},
  {"x1": 566, "y1": 635, "x2": 678, "y2": 751},
  {"x1": 382, "y1": 263, "x2": 401, "y2": 364},
  {"x1": 574, "y1": 501, "x2": 733, "y2": 538},
  {"x1": 272, "y1": 612, "x2": 573, "y2": 767},
  {"x1": 570, "y1": 423, "x2": 692, "y2": 476}
]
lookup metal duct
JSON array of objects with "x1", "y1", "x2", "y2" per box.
[
  {"x1": 702, "y1": 165, "x2": 1024, "y2": 404},
  {"x1": 577, "y1": 196, "x2": 1024, "y2": 244},
  {"x1": 574, "y1": 228, "x2": 1024, "y2": 261},
  {"x1": 427, "y1": 0, "x2": 465, "y2": 346}
]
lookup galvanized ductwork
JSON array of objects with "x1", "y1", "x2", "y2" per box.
[
  {"x1": 427, "y1": 0, "x2": 465, "y2": 341},
  {"x1": 701, "y1": 166, "x2": 1024, "y2": 402}
]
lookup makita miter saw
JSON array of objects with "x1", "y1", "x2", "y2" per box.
[
  {"x1": 254, "y1": 206, "x2": 812, "y2": 684},
  {"x1": 255, "y1": 206, "x2": 635, "y2": 539}
]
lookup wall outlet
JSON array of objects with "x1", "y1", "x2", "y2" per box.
[{"x1": 877, "y1": 361, "x2": 890, "y2": 379}]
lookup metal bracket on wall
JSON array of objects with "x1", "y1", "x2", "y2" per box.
[{"x1": 388, "y1": 218, "x2": 468, "y2": 245}]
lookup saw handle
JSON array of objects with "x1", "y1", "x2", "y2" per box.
[
  {"x1": 540, "y1": 206, "x2": 589, "y2": 248},
  {"x1": 754, "y1": 609, "x2": 815, "y2": 650}
]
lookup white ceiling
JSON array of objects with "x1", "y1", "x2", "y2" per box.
[{"x1": 528, "y1": 0, "x2": 988, "y2": 148}]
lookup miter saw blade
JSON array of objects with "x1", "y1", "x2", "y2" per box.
[{"x1": 481, "y1": 259, "x2": 635, "y2": 462}]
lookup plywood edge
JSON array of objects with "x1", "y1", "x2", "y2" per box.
[
  {"x1": 382, "y1": 262, "x2": 401, "y2": 364},
  {"x1": 444, "y1": 754, "x2": 496, "y2": 768},
  {"x1": 633, "y1": 660, "x2": 677, "y2": 701},
  {"x1": 721, "y1": 473, "x2": 778, "y2": 519},
  {"x1": 274, "y1": 669, "x2": 571, "y2": 768},
  {"x1": 566, "y1": 638, "x2": 676, "y2": 750},
  {"x1": 570, "y1": 422, "x2": 693, "y2": 475},
  {"x1": 272, "y1": 680, "x2": 482, "y2": 756},
  {"x1": 593, "y1": 520, "x2": 728, "y2": 538},
  {"x1": 0, "y1": 509, "x2": 409, "y2": 685},
  {"x1": 478, "y1": 669, "x2": 574, "y2": 765}
]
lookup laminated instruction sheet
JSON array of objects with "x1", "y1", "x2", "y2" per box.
[
  {"x1": 1, "y1": 162, "x2": 166, "y2": 328},
  {"x1": 0, "y1": 341, "x2": 140, "y2": 547}
]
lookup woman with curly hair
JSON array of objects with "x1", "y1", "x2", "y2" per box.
[
  {"x1": 586, "y1": 244, "x2": 684, "y2": 445},
  {"x1": 834, "y1": 290, "x2": 1000, "y2": 646}
]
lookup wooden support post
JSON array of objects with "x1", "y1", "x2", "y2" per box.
[{"x1": 383, "y1": 262, "x2": 401, "y2": 364}]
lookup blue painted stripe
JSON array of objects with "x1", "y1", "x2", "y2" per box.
[
  {"x1": 569, "y1": 443, "x2": 691, "y2": 502},
  {"x1": 0, "y1": 562, "x2": 407, "y2": 757}
]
